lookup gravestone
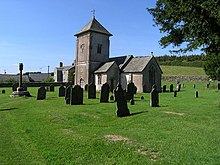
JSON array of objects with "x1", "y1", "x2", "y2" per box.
[
  {"x1": 114, "y1": 84, "x2": 130, "y2": 117},
  {"x1": 84, "y1": 84, "x2": 88, "y2": 91},
  {"x1": 88, "y1": 83, "x2": 96, "y2": 99},
  {"x1": 37, "y1": 86, "x2": 46, "y2": 100},
  {"x1": 133, "y1": 85, "x2": 137, "y2": 94},
  {"x1": 195, "y1": 91, "x2": 199, "y2": 98},
  {"x1": 22, "y1": 84, "x2": 27, "y2": 91},
  {"x1": 141, "y1": 96, "x2": 144, "y2": 100},
  {"x1": 2, "y1": 90, "x2": 6, "y2": 94},
  {"x1": 162, "y1": 85, "x2": 167, "y2": 92},
  {"x1": 58, "y1": 85, "x2": 65, "y2": 97},
  {"x1": 150, "y1": 87, "x2": 159, "y2": 107},
  {"x1": 177, "y1": 84, "x2": 181, "y2": 92},
  {"x1": 218, "y1": 83, "x2": 220, "y2": 90},
  {"x1": 126, "y1": 82, "x2": 135, "y2": 100},
  {"x1": 65, "y1": 85, "x2": 71, "y2": 104},
  {"x1": 206, "y1": 84, "x2": 210, "y2": 89},
  {"x1": 170, "y1": 84, "x2": 174, "y2": 92},
  {"x1": 12, "y1": 83, "x2": 19, "y2": 91},
  {"x1": 70, "y1": 85, "x2": 83, "y2": 105},
  {"x1": 49, "y1": 84, "x2": 55, "y2": 92},
  {"x1": 174, "y1": 91, "x2": 177, "y2": 97},
  {"x1": 110, "y1": 95, "x2": 114, "y2": 101},
  {"x1": 193, "y1": 84, "x2": 196, "y2": 89},
  {"x1": 130, "y1": 98, "x2": 135, "y2": 105},
  {"x1": 100, "y1": 83, "x2": 110, "y2": 103}
]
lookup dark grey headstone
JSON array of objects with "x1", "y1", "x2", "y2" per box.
[
  {"x1": 174, "y1": 91, "x2": 177, "y2": 97},
  {"x1": 218, "y1": 83, "x2": 220, "y2": 90},
  {"x1": 141, "y1": 96, "x2": 144, "y2": 100},
  {"x1": 162, "y1": 85, "x2": 167, "y2": 92},
  {"x1": 49, "y1": 84, "x2": 55, "y2": 92},
  {"x1": 130, "y1": 98, "x2": 135, "y2": 105},
  {"x1": 195, "y1": 91, "x2": 199, "y2": 98},
  {"x1": 22, "y1": 84, "x2": 27, "y2": 91},
  {"x1": 115, "y1": 84, "x2": 130, "y2": 117},
  {"x1": 88, "y1": 83, "x2": 96, "y2": 99},
  {"x1": 110, "y1": 95, "x2": 114, "y2": 101},
  {"x1": 37, "y1": 86, "x2": 46, "y2": 100},
  {"x1": 170, "y1": 84, "x2": 174, "y2": 92},
  {"x1": 193, "y1": 84, "x2": 196, "y2": 89},
  {"x1": 70, "y1": 85, "x2": 83, "y2": 105},
  {"x1": 58, "y1": 85, "x2": 65, "y2": 97},
  {"x1": 133, "y1": 85, "x2": 137, "y2": 94},
  {"x1": 65, "y1": 85, "x2": 71, "y2": 104},
  {"x1": 206, "y1": 84, "x2": 210, "y2": 88},
  {"x1": 126, "y1": 82, "x2": 135, "y2": 100},
  {"x1": 100, "y1": 83, "x2": 110, "y2": 103},
  {"x1": 84, "y1": 84, "x2": 88, "y2": 91},
  {"x1": 177, "y1": 84, "x2": 181, "y2": 92},
  {"x1": 2, "y1": 90, "x2": 6, "y2": 94},
  {"x1": 150, "y1": 87, "x2": 159, "y2": 107},
  {"x1": 12, "y1": 83, "x2": 19, "y2": 91}
]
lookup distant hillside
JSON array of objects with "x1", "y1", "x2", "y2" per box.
[{"x1": 161, "y1": 65, "x2": 207, "y2": 76}]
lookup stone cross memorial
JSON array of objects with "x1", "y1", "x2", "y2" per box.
[{"x1": 114, "y1": 84, "x2": 130, "y2": 117}]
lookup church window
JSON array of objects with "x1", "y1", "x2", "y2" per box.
[
  {"x1": 98, "y1": 74, "x2": 102, "y2": 84},
  {"x1": 97, "y1": 44, "x2": 102, "y2": 54},
  {"x1": 80, "y1": 44, "x2": 85, "y2": 53}
]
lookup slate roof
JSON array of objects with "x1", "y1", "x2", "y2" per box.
[
  {"x1": 0, "y1": 74, "x2": 29, "y2": 82},
  {"x1": 75, "y1": 17, "x2": 112, "y2": 36},
  {"x1": 109, "y1": 55, "x2": 133, "y2": 69},
  {"x1": 94, "y1": 61, "x2": 115, "y2": 73},
  {"x1": 56, "y1": 65, "x2": 75, "y2": 71},
  {"x1": 123, "y1": 56, "x2": 153, "y2": 73},
  {"x1": 28, "y1": 73, "x2": 53, "y2": 82}
]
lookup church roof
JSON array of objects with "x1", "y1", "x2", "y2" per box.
[
  {"x1": 109, "y1": 55, "x2": 133, "y2": 69},
  {"x1": 94, "y1": 61, "x2": 115, "y2": 73},
  {"x1": 123, "y1": 56, "x2": 153, "y2": 73},
  {"x1": 75, "y1": 17, "x2": 112, "y2": 36}
]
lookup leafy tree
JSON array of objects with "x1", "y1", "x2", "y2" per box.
[
  {"x1": 204, "y1": 53, "x2": 220, "y2": 80},
  {"x1": 147, "y1": 0, "x2": 220, "y2": 79}
]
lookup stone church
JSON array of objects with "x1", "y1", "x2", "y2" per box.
[{"x1": 55, "y1": 16, "x2": 162, "y2": 93}]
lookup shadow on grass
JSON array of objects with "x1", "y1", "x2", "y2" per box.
[
  {"x1": 0, "y1": 108, "x2": 17, "y2": 111},
  {"x1": 130, "y1": 110, "x2": 148, "y2": 116}
]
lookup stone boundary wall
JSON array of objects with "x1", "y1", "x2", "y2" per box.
[
  {"x1": 162, "y1": 76, "x2": 209, "y2": 82},
  {"x1": 0, "y1": 82, "x2": 66, "y2": 88}
]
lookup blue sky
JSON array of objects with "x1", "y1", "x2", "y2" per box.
[{"x1": 0, "y1": 0, "x2": 200, "y2": 74}]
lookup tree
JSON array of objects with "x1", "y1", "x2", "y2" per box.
[
  {"x1": 204, "y1": 53, "x2": 220, "y2": 80},
  {"x1": 147, "y1": 0, "x2": 220, "y2": 79}
]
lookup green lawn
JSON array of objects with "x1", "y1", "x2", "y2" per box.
[
  {"x1": 0, "y1": 82, "x2": 219, "y2": 164},
  {"x1": 161, "y1": 65, "x2": 207, "y2": 76}
]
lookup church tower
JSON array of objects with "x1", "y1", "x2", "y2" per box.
[{"x1": 74, "y1": 17, "x2": 112, "y2": 88}]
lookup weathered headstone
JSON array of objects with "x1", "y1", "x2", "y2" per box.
[
  {"x1": 110, "y1": 95, "x2": 114, "y2": 101},
  {"x1": 170, "y1": 84, "x2": 174, "y2": 92},
  {"x1": 177, "y1": 84, "x2": 181, "y2": 92},
  {"x1": 150, "y1": 87, "x2": 159, "y2": 107},
  {"x1": 206, "y1": 83, "x2": 210, "y2": 89},
  {"x1": 193, "y1": 84, "x2": 196, "y2": 89},
  {"x1": 115, "y1": 84, "x2": 130, "y2": 117},
  {"x1": 58, "y1": 85, "x2": 65, "y2": 97},
  {"x1": 84, "y1": 84, "x2": 88, "y2": 91},
  {"x1": 162, "y1": 85, "x2": 167, "y2": 92},
  {"x1": 88, "y1": 83, "x2": 96, "y2": 99},
  {"x1": 141, "y1": 96, "x2": 144, "y2": 100},
  {"x1": 12, "y1": 83, "x2": 19, "y2": 91},
  {"x1": 126, "y1": 82, "x2": 135, "y2": 100},
  {"x1": 70, "y1": 85, "x2": 83, "y2": 105},
  {"x1": 22, "y1": 84, "x2": 27, "y2": 91},
  {"x1": 49, "y1": 84, "x2": 55, "y2": 92},
  {"x1": 100, "y1": 83, "x2": 110, "y2": 103},
  {"x1": 130, "y1": 98, "x2": 135, "y2": 105},
  {"x1": 65, "y1": 85, "x2": 71, "y2": 104},
  {"x1": 218, "y1": 83, "x2": 220, "y2": 90},
  {"x1": 133, "y1": 85, "x2": 137, "y2": 94},
  {"x1": 37, "y1": 86, "x2": 46, "y2": 100},
  {"x1": 174, "y1": 91, "x2": 177, "y2": 97},
  {"x1": 2, "y1": 90, "x2": 6, "y2": 94},
  {"x1": 195, "y1": 91, "x2": 199, "y2": 98}
]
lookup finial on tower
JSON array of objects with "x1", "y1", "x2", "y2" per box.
[{"x1": 91, "y1": 9, "x2": 96, "y2": 18}]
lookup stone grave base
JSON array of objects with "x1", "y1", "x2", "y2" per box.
[{"x1": 10, "y1": 91, "x2": 31, "y2": 98}]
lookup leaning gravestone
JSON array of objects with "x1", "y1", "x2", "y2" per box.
[
  {"x1": 126, "y1": 82, "x2": 135, "y2": 101},
  {"x1": 100, "y1": 83, "x2": 110, "y2": 103},
  {"x1": 49, "y1": 84, "x2": 55, "y2": 92},
  {"x1": 150, "y1": 87, "x2": 159, "y2": 107},
  {"x1": 65, "y1": 85, "x2": 71, "y2": 104},
  {"x1": 12, "y1": 83, "x2": 19, "y2": 91},
  {"x1": 177, "y1": 84, "x2": 181, "y2": 92},
  {"x1": 162, "y1": 85, "x2": 167, "y2": 92},
  {"x1": 37, "y1": 86, "x2": 46, "y2": 100},
  {"x1": 88, "y1": 83, "x2": 96, "y2": 99},
  {"x1": 58, "y1": 85, "x2": 65, "y2": 97},
  {"x1": 114, "y1": 84, "x2": 130, "y2": 117},
  {"x1": 170, "y1": 84, "x2": 174, "y2": 92},
  {"x1": 70, "y1": 85, "x2": 83, "y2": 105},
  {"x1": 2, "y1": 90, "x2": 6, "y2": 94}
]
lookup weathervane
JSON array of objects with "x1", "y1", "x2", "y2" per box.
[{"x1": 91, "y1": 9, "x2": 96, "y2": 18}]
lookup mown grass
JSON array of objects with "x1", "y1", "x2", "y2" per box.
[
  {"x1": 0, "y1": 82, "x2": 219, "y2": 164},
  {"x1": 161, "y1": 65, "x2": 207, "y2": 76}
]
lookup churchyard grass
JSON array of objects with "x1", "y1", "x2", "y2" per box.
[{"x1": 0, "y1": 82, "x2": 219, "y2": 164}]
